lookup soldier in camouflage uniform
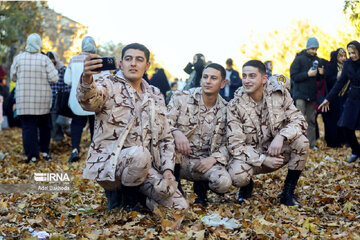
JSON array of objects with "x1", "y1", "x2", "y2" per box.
[
  {"x1": 227, "y1": 60, "x2": 309, "y2": 206},
  {"x1": 167, "y1": 63, "x2": 232, "y2": 206},
  {"x1": 77, "y1": 43, "x2": 188, "y2": 212}
]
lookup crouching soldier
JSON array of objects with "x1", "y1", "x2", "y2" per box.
[
  {"x1": 227, "y1": 60, "x2": 309, "y2": 206},
  {"x1": 167, "y1": 63, "x2": 232, "y2": 206},
  {"x1": 78, "y1": 43, "x2": 188, "y2": 212}
]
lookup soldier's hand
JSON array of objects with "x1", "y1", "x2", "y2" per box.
[
  {"x1": 263, "y1": 155, "x2": 284, "y2": 169},
  {"x1": 82, "y1": 54, "x2": 103, "y2": 84},
  {"x1": 267, "y1": 135, "x2": 284, "y2": 157},
  {"x1": 173, "y1": 130, "x2": 191, "y2": 156},
  {"x1": 163, "y1": 169, "x2": 176, "y2": 181},
  {"x1": 193, "y1": 157, "x2": 216, "y2": 174},
  {"x1": 318, "y1": 99, "x2": 330, "y2": 112},
  {"x1": 307, "y1": 68, "x2": 317, "y2": 77}
]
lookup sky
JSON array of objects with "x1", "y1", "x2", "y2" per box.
[{"x1": 47, "y1": 0, "x2": 347, "y2": 80}]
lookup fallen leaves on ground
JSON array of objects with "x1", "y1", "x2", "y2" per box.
[{"x1": 0, "y1": 122, "x2": 359, "y2": 239}]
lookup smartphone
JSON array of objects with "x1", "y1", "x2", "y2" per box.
[{"x1": 93, "y1": 57, "x2": 117, "y2": 71}]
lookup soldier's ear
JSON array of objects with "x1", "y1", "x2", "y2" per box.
[
  {"x1": 145, "y1": 62, "x2": 151, "y2": 71},
  {"x1": 262, "y1": 74, "x2": 268, "y2": 84},
  {"x1": 220, "y1": 78, "x2": 226, "y2": 89}
]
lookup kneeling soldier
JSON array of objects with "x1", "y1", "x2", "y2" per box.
[
  {"x1": 167, "y1": 63, "x2": 232, "y2": 206},
  {"x1": 227, "y1": 60, "x2": 309, "y2": 206}
]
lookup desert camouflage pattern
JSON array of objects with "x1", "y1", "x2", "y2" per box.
[
  {"x1": 227, "y1": 82, "x2": 309, "y2": 187},
  {"x1": 77, "y1": 70, "x2": 186, "y2": 208},
  {"x1": 140, "y1": 168, "x2": 189, "y2": 210},
  {"x1": 77, "y1": 70, "x2": 175, "y2": 181},
  {"x1": 167, "y1": 88, "x2": 232, "y2": 193}
]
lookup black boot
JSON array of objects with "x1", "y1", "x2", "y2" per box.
[
  {"x1": 237, "y1": 179, "x2": 254, "y2": 204},
  {"x1": 104, "y1": 189, "x2": 123, "y2": 211},
  {"x1": 122, "y1": 186, "x2": 141, "y2": 212},
  {"x1": 280, "y1": 170, "x2": 302, "y2": 206},
  {"x1": 174, "y1": 164, "x2": 184, "y2": 195},
  {"x1": 193, "y1": 181, "x2": 209, "y2": 207}
]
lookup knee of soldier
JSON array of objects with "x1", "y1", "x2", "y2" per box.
[
  {"x1": 230, "y1": 172, "x2": 251, "y2": 188},
  {"x1": 214, "y1": 173, "x2": 232, "y2": 194},
  {"x1": 121, "y1": 146, "x2": 152, "y2": 186},
  {"x1": 291, "y1": 135, "x2": 310, "y2": 153},
  {"x1": 174, "y1": 192, "x2": 189, "y2": 210},
  {"x1": 126, "y1": 146, "x2": 152, "y2": 172}
]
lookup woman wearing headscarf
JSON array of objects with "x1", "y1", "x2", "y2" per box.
[
  {"x1": 319, "y1": 41, "x2": 360, "y2": 162},
  {"x1": 64, "y1": 36, "x2": 97, "y2": 163},
  {"x1": 322, "y1": 48, "x2": 348, "y2": 148},
  {"x1": 10, "y1": 33, "x2": 58, "y2": 163},
  {"x1": 46, "y1": 51, "x2": 71, "y2": 141}
]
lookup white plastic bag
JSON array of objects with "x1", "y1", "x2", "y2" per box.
[{"x1": 201, "y1": 213, "x2": 239, "y2": 230}]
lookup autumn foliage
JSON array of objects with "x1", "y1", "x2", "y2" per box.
[{"x1": 0, "y1": 119, "x2": 359, "y2": 239}]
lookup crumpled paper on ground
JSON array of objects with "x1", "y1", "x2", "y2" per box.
[
  {"x1": 22, "y1": 227, "x2": 49, "y2": 239},
  {"x1": 201, "y1": 213, "x2": 239, "y2": 229}
]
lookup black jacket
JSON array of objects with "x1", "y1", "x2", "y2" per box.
[
  {"x1": 219, "y1": 69, "x2": 242, "y2": 101},
  {"x1": 290, "y1": 50, "x2": 321, "y2": 101},
  {"x1": 327, "y1": 58, "x2": 360, "y2": 102}
]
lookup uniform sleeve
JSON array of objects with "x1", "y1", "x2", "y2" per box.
[
  {"x1": 157, "y1": 96, "x2": 176, "y2": 173},
  {"x1": 76, "y1": 74, "x2": 111, "y2": 113},
  {"x1": 290, "y1": 56, "x2": 308, "y2": 83},
  {"x1": 46, "y1": 58, "x2": 58, "y2": 83},
  {"x1": 227, "y1": 102, "x2": 266, "y2": 167},
  {"x1": 210, "y1": 112, "x2": 229, "y2": 166},
  {"x1": 166, "y1": 92, "x2": 182, "y2": 132},
  {"x1": 279, "y1": 90, "x2": 308, "y2": 141}
]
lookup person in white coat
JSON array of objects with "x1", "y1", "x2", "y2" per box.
[{"x1": 64, "y1": 36, "x2": 97, "y2": 162}]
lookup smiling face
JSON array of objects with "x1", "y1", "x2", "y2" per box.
[
  {"x1": 242, "y1": 66, "x2": 267, "y2": 99},
  {"x1": 347, "y1": 46, "x2": 360, "y2": 62},
  {"x1": 120, "y1": 49, "x2": 150, "y2": 82},
  {"x1": 201, "y1": 67, "x2": 225, "y2": 95},
  {"x1": 337, "y1": 51, "x2": 347, "y2": 64}
]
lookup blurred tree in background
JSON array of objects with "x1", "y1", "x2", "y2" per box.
[
  {"x1": 344, "y1": 0, "x2": 360, "y2": 36},
  {"x1": 0, "y1": 1, "x2": 45, "y2": 78}
]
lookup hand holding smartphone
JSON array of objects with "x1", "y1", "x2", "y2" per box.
[{"x1": 93, "y1": 56, "x2": 117, "y2": 72}]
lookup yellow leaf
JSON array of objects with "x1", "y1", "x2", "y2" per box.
[
  {"x1": 302, "y1": 219, "x2": 310, "y2": 231},
  {"x1": 58, "y1": 214, "x2": 65, "y2": 227},
  {"x1": 161, "y1": 219, "x2": 174, "y2": 231},
  {"x1": 75, "y1": 212, "x2": 80, "y2": 224},
  {"x1": 344, "y1": 201, "x2": 353, "y2": 211},
  {"x1": 242, "y1": 218, "x2": 248, "y2": 228}
]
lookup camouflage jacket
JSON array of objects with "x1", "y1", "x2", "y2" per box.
[
  {"x1": 167, "y1": 88, "x2": 228, "y2": 165},
  {"x1": 227, "y1": 82, "x2": 307, "y2": 167},
  {"x1": 77, "y1": 70, "x2": 175, "y2": 181}
]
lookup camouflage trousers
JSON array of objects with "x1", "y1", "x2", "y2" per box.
[
  {"x1": 228, "y1": 135, "x2": 309, "y2": 187},
  {"x1": 140, "y1": 167, "x2": 189, "y2": 210},
  {"x1": 179, "y1": 157, "x2": 232, "y2": 194},
  {"x1": 98, "y1": 146, "x2": 188, "y2": 210}
]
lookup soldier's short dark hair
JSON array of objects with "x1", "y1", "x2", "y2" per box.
[
  {"x1": 243, "y1": 60, "x2": 266, "y2": 75},
  {"x1": 121, "y1": 43, "x2": 150, "y2": 62},
  {"x1": 205, "y1": 63, "x2": 226, "y2": 80}
]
